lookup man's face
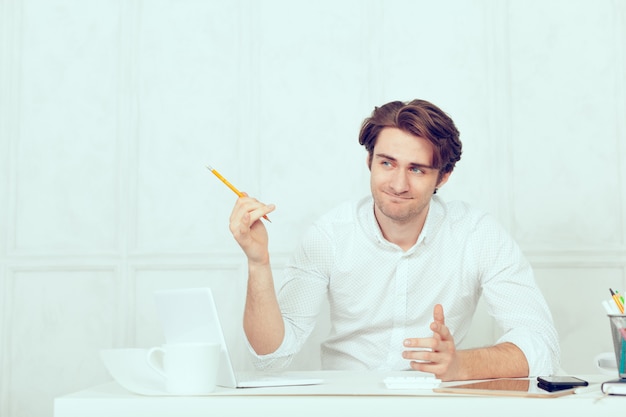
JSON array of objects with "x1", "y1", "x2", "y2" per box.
[{"x1": 369, "y1": 127, "x2": 449, "y2": 226}]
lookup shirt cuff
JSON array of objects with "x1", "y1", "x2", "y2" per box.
[
  {"x1": 245, "y1": 323, "x2": 297, "y2": 371},
  {"x1": 496, "y1": 330, "x2": 559, "y2": 376}
]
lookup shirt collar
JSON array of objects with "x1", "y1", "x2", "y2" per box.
[{"x1": 359, "y1": 195, "x2": 445, "y2": 252}]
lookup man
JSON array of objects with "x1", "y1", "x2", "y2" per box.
[{"x1": 229, "y1": 99, "x2": 560, "y2": 381}]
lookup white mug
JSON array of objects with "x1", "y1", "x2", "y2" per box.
[
  {"x1": 146, "y1": 342, "x2": 221, "y2": 395},
  {"x1": 594, "y1": 351, "x2": 618, "y2": 375}
]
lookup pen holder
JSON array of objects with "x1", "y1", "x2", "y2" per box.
[{"x1": 608, "y1": 314, "x2": 626, "y2": 379}]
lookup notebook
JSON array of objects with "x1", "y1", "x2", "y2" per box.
[
  {"x1": 154, "y1": 287, "x2": 323, "y2": 388},
  {"x1": 601, "y1": 379, "x2": 626, "y2": 395}
]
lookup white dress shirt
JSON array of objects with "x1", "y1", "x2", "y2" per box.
[{"x1": 248, "y1": 195, "x2": 560, "y2": 376}]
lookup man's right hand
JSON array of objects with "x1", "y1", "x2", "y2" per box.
[{"x1": 228, "y1": 193, "x2": 276, "y2": 265}]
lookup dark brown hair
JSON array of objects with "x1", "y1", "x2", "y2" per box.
[{"x1": 359, "y1": 99, "x2": 462, "y2": 176}]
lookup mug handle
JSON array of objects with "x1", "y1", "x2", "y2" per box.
[{"x1": 146, "y1": 347, "x2": 167, "y2": 378}]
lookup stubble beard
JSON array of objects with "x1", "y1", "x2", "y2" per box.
[{"x1": 374, "y1": 194, "x2": 428, "y2": 225}]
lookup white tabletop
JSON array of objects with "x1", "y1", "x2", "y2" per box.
[{"x1": 54, "y1": 372, "x2": 624, "y2": 417}]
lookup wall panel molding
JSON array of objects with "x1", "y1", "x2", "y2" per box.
[
  {"x1": 1, "y1": 272, "x2": 18, "y2": 417},
  {"x1": 117, "y1": 0, "x2": 141, "y2": 256},
  {"x1": 236, "y1": 0, "x2": 262, "y2": 192},
  {"x1": 4, "y1": 246, "x2": 624, "y2": 281},
  {"x1": 525, "y1": 248, "x2": 626, "y2": 269},
  {"x1": 0, "y1": 265, "x2": 11, "y2": 417},
  {"x1": 614, "y1": 0, "x2": 626, "y2": 247},
  {"x1": 364, "y1": 0, "x2": 385, "y2": 103},
  {"x1": 5, "y1": 266, "x2": 119, "y2": 417},
  {"x1": 2, "y1": 0, "x2": 22, "y2": 258},
  {"x1": 0, "y1": 252, "x2": 248, "y2": 269},
  {"x1": 0, "y1": 0, "x2": 22, "y2": 415},
  {"x1": 11, "y1": 2, "x2": 121, "y2": 257},
  {"x1": 484, "y1": 0, "x2": 514, "y2": 228}
]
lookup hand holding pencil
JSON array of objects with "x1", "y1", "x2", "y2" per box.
[
  {"x1": 207, "y1": 165, "x2": 272, "y2": 222},
  {"x1": 207, "y1": 164, "x2": 276, "y2": 265}
]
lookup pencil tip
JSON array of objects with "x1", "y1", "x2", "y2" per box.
[{"x1": 206, "y1": 164, "x2": 213, "y2": 171}]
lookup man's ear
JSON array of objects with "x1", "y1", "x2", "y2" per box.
[{"x1": 366, "y1": 153, "x2": 372, "y2": 170}]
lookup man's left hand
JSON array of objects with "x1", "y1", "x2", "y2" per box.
[{"x1": 402, "y1": 304, "x2": 461, "y2": 381}]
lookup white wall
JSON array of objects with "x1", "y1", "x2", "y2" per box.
[{"x1": 1, "y1": 0, "x2": 625, "y2": 416}]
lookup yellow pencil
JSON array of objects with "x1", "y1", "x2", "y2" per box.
[
  {"x1": 206, "y1": 165, "x2": 270, "y2": 222},
  {"x1": 610, "y1": 288, "x2": 624, "y2": 314}
]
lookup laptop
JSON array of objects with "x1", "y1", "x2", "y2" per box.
[{"x1": 153, "y1": 287, "x2": 323, "y2": 388}]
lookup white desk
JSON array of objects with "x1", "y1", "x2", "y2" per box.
[{"x1": 55, "y1": 372, "x2": 624, "y2": 417}]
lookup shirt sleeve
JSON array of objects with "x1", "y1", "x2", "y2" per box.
[
  {"x1": 474, "y1": 214, "x2": 561, "y2": 376},
  {"x1": 246, "y1": 223, "x2": 332, "y2": 370}
]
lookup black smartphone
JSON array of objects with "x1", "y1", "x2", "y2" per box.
[{"x1": 537, "y1": 376, "x2": 588, "y2": 392}]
